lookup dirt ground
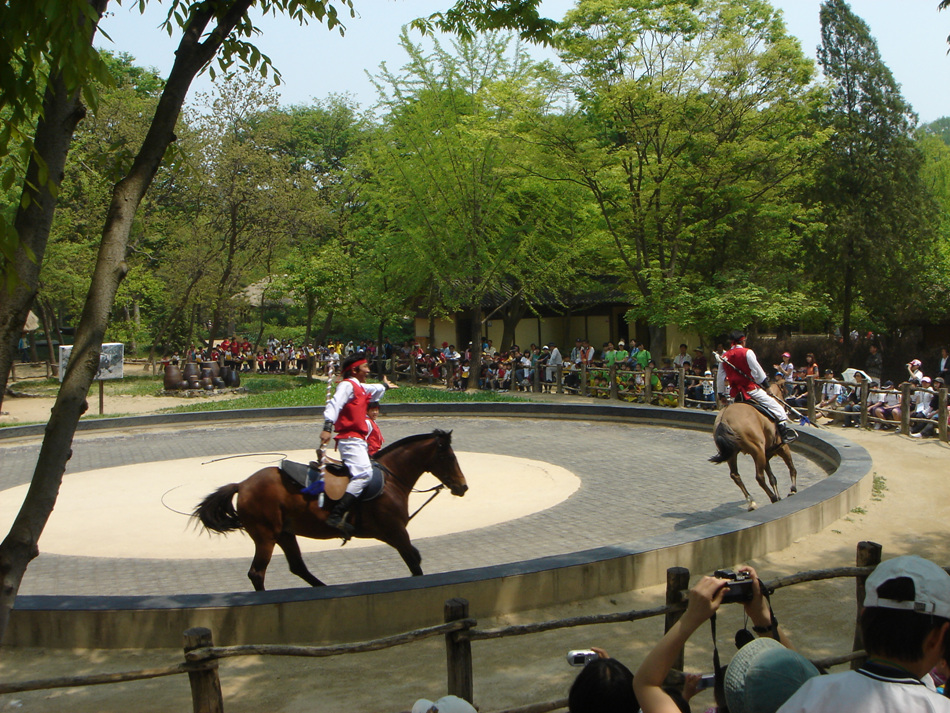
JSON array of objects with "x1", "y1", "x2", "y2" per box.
[{"x1": 0, "y1": 392, "x2": 948, "y2": 713}]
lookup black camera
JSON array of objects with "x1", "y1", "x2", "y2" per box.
[{"x1": 714, "y1": 569, "x2": 754, "y2": 603}]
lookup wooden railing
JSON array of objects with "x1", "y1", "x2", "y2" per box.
[{"x1": 2, "y1": 541, "x2": 929, "y2": 712}]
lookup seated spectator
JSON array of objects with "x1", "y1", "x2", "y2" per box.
[
  {"x1": 786, "y1": 368, "x2": 809, "y2": 409},
  {"x1": 634, "y1": 565, "x2": 797, "y2": 713},
  {"x1": 817, "y1": 369, "x2": 844, "y2": 420},
  {"x1": 658, "y1": 382, "x2": 678, "y2": 408},
  {"x1": 778, "y1": 555, "x2": 950, "y2": 712},
  {"x1": 870, "y1": 380, "x2": 900, "y2": 429},
  {"x1": 774, "y1": 352, "x2": 794, "y2": 383},
  {"x1": 842, "y1": 370, "x2": 870, "y2": 427},
  {"x1": 911, "y1": 377, "x2": 943, "y2": 438}
]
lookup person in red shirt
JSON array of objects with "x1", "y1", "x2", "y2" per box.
[
  {"x1": 716, "y1": 330, "x2": 796, "y2": 444},
  {"x1": 318, "y1": 352, "x2": 397, "y2": 536},
  {"x1": 366, "y1": 400, "x2": 384, "y2": 456}
]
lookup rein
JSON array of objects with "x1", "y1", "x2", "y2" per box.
[{"x1": 408, "y1": 483, "x2": 445, "y2": 522}]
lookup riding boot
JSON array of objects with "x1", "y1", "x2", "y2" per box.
[
  {"x1": 777, "y1": 421, "x2": 798, "y2": 444},
  {"x1": 327, "y1": 492, "x2": 358, "y2": 539}
]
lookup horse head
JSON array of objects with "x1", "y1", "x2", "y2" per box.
[{"x1": 428, "y1": 429, "x2": 468, "y2": 496}]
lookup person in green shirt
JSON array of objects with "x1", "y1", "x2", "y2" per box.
[
  {"x1": 614, "y1": 340, "x2": 629, "y2": 366},
  {"x1": 636, "y1": 345, "x2": 652, "y2": 370}
]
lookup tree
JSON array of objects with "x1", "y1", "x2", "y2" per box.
[
  {"x1": 369, "y1": 32, "x2": 587, "y2": 384},
  {"x1": 810, "y1": 0, "x2": 935, "y2": 344},
  {"x1": 0, "y1": 0, "x2": 561, "y2": 642},
  {"x1": 549, "y1": 0, "x2": 825, "y2": 352}
]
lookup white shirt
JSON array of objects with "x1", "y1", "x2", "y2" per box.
[
  {"x1": 778, "y1": 667, "x2": 950, "y2": 713},
  {"x1": 323, "y1": 378, "x2": 387, "y2": 424}
]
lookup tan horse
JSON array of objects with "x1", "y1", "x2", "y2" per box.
[{"x1": 709, "y1": 395, "x2": 797, "y2": 511}]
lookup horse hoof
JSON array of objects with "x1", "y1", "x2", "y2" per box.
[
  {"x1": 789, "y1": 489, "x2": 797, "y2": 496},
  {"x1": 747, "y1": 502, "x2": 758, "y2": 511}
]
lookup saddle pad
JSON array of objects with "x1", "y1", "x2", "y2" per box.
[{"x1": 280, "y1": 459, "x2": 386, "y2": 502}]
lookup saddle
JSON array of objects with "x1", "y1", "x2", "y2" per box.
[
  {"x1": 280, "y1": 457, "x2": 387, "y2": 503},
  {"x1": 735, "y1": 392, "x2": 780, "y2": 424}
]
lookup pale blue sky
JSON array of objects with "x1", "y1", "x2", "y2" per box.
[{"x1": 96, "y1": 0, "x2": 950, "y2": 123}]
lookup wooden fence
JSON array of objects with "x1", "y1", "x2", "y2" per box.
[{"x1": 5, "y1": 541, "x2": 940, "y2": 712}]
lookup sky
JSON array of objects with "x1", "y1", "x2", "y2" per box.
[{"x1": 95, "y1": 0, "x2": 950, "y2": 123}]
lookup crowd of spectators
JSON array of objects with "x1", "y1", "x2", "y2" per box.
[{"x1": 567, "y1": 556, "x2": 950, "y2": 713}]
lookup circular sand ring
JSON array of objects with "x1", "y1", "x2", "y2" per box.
[{"x1": 0, "y1": 402, "x2": 870, "y2": 648}]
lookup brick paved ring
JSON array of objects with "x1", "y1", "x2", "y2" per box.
[{"x1": 0, "y1": 402, "x2": 870, "y2": 648}]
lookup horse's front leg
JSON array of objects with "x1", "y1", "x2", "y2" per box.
[
  {"x1": 728, "y1": 456, "x2": 757, "y2": 511},
  {"x1": 381, "y1": 527, "x2": 423, "y2": 576},
  {"x1": 276, "y1": 532, "x2": 326, "y2": 587},
  {"x1": 763, "y1": 460, "x2": 781, "y2": 501}
]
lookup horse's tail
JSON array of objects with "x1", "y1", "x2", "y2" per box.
[
  {"x1": 193, "y1": 483, "x2": 243, "y2": 534},
  {"x1": 709, "y1": 420, "x2": 740, "y2": 464}
]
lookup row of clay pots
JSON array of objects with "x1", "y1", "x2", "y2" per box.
[{"x1": 164, "y1": 362, "x2": 240, "y2": 391}]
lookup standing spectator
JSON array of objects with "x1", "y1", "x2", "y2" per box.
[
  {"x1": 692, "y1": 348, "x2": 707, "y2": 373},
  {"x1": 635, "y1": 342, "x2": 651, "y2": 371},
  {"x1": 778, "y1": 556, "x2": 950, "y2": 713},
  {"x1": 937, "y1": 347, "x2": 950, "y2": 383},
  {"x1": 866, "y1": 342, "x2": 883, "y2": 385},
  {"x1": 843, "y1": 371, "x2": 870, "y2": 428},
  {"x1": 545, "y1": 342, "x2": 563, "y2": 389},
  {"x1": 614, "y1": 340, "x2": 629, "y2": 367},
  {"x1": 803, "y1": 353, "x2": 819, "y2": 378},
  {"x1": 672, "y1": 343, "x2": 692, "y2": 370},
  {"x1": 774, "y1": 352, "x2": 794, "y2": 382}
]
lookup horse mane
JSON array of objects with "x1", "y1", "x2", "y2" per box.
[{"x1": 374, "y1": 429, "x2": 452, "y2": 459}]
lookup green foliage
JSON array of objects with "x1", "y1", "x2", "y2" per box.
[
  {"x1": 552, "y1": 0, "x2": 824, "y2": 333},
  {"x1": 809, "y1": 0, "x2": 937, "y2": 335}
]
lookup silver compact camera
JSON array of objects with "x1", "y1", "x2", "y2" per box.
[{"x1": 567, "y1": 649, "x2": 599, "y2": 667}]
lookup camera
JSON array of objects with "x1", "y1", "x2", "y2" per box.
[
  {"x1": 567, "y1": 649, "x2": 599, "y2": 667},
  {"x1": 697, "y1": 673, "x2": 716, "y2": 691},
  {"x1": 713, "y1": 569, "x2": 754, "y2": 603}
]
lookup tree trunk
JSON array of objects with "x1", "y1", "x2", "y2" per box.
[
  {"x1": 315, "y1": 309, "x2": 334, "y2": 348},
  {"x1": 0, "y1": 0, "x2": 107, "y2": 411},
  {"x1": 0, "y1": 0, "x2": 257, "y2": 643},
  {"x1": 466, "y1": 305, "x2": 483, "y2": 390}
]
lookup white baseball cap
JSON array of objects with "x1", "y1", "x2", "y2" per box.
[
  {"x1": 412, "y1": 696, "x2": 477, "y2": 713},
  {"x1": 864, "y1": 555, "x2": 950, "y2": 619}
]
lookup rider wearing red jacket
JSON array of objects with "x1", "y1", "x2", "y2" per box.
[
  {"x1": 320, "y1": 352, "x2": 397, "y2": 536},
  {"x1": 716, "y1": 330, "x2": 796, "y2": 444}
]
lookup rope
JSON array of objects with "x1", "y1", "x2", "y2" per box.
[{"x1": 407, "y1": 484, "x2": 444, "y2": 522}]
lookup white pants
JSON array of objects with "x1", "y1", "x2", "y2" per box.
[
  {"x1": 746, "y1": 387, "x2": 788, "y2": 424},
  {"x1": 337, "y1": 437, "x2": 372, "y2": 496}
]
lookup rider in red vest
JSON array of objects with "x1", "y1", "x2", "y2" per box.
[
  {"x1": 716, "y1": 330, "x2": 797, "y2": 444},
  {"x1": 319, "y1": 352, "x2": 397, "y2": 536}
]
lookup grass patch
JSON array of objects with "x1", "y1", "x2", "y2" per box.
[
  {"x1": 872, "y1": 474, "x2": 887, "y2": 501},
  {"x1": 166, "y1": 379, "x2": 520, "y2": 413},
  {"x1": 850, "y1": 507, "x2": 867, "y2": 515}
]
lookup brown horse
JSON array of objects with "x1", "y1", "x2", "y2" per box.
[
  {"x1": 709, "y1": 401, "x2": 797, "y2": 511},
  {"x1": 193, "y1": 429, "x2": 468, "y2": 591}
]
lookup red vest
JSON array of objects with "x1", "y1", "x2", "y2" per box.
[
  {"x1": 366, "y1": 420, "x2": 383, "y2": 455},
  {"x1": 722, "y1": 346, "x2": 757, "y2": 398},
  {"x1": 335, "y1": 378, "x2": 370, "y2": 440}
]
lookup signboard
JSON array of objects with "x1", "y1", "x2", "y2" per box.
[{"x1": 59, "y1": 343, "x2": 124, "y2": 382}]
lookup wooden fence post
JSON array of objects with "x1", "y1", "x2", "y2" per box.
[
  {"x1": 806, "y1": 375, "x2": 816, "y2": 424},
  {"x1": 580, "y1": 364, "x2": 589, "y2": 397},
  {"x1": 940, "y1": 388, "x2": 948, "y2": 443},
  {"x1": 851, "y1": 541, "x2": 882, "y2": 669},
  {"x1": 677, "y1": 367, "x2": 686, "y2": 408},
  {"x1": 445, "y1": 598, "x2": 474, "y2": 704},
  {"x1": 645, "y1": 367, "x2": 654, "y2": 404},
  {"x1": 901, "y1": 383, "x2": 912, "y2": 434},
  {"x1": 665, "y1": 567, "x2": 691, "y2": 673},
  {"x1": 859, "y1": 382, "x2": 869, "y2": 429},
  {"x1": 609, "y1": 364, "x2": 619, "y2": 400},
  {"x1": 556, "y1": 364, "x2": 563, "y2": 394},
  {"x1": 183, "y1": 627, "x2": 224, "y2": 713}
]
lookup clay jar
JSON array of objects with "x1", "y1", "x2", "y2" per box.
[
  {"x1": 163, "y1": 363, "x2": 182, "y2": 391},
  {"x1": 182, "y1": 362, "x2": 200, "y2": 380}
]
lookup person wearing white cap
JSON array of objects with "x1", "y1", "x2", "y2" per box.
[
  {"x1": 908, "y1": 358, "x2": 925, "y2": 384},
  {"x1": 778, "y1": 555, "x2": 950, "y2": 712},
  {"x1": 412, "y1": 695, "x2": 477, "y2": 713}
]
